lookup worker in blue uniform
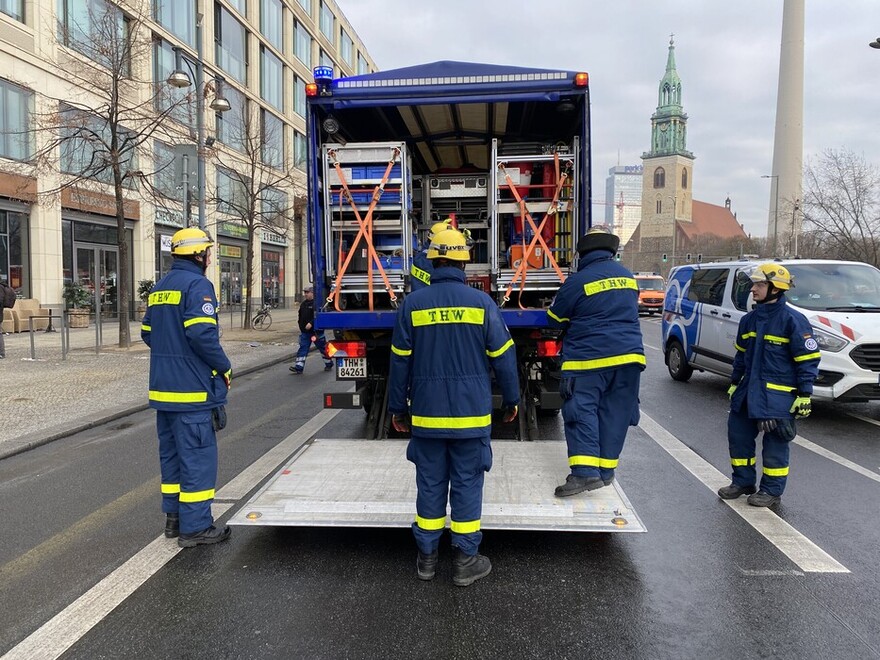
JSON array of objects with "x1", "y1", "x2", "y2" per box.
[
  {"x1": 389, "y1": 228, "x2": 519, "y2": 587},
  {"x1": 547, "y1": 225, "x2": 644, "y2": 497},
  {"x1": 410, "y1": 218, "x2": 456, "y2": 291},
  {"x1": 719, "y1": 264, "x2": 819, "y2": 507},
  {"x1": 141, "y1": 227, "x2": 233, "y2": 548}
]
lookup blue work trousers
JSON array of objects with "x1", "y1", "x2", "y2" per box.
[
  {"x1": 727, "y1": 406, "x2": 792, "y2": 497},
  {"x1": 157, "y1": 410, "x2": 218, "y2": 534},
  {"x1": 561, "y1": 365, "x2": 641, "y2": 481},
  {"x1": 406, "y1": 434, "x2": 493, "y2": 556},
  {"x1": 294, "y1": 330, "x2": 331, "y2": 372}
]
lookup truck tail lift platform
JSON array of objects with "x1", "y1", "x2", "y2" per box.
[{"x1": 229, "y1": 439, "x2": 646, "y2": 533}]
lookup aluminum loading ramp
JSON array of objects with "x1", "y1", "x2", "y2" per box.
[{"x1": 229, "y1": 440, "x2": 645, "y2": 533}]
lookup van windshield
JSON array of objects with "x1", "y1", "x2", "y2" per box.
[
  {"x1": 786, "y1": 263, "x2": 880, "y2": 311},
  {"x1": 637, "y1": 278, "x2": 664, "y2": 291}
]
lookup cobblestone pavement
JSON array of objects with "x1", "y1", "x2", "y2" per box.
[{"x1": 0, "y1": 308, "x2": 301, "y2": 459}]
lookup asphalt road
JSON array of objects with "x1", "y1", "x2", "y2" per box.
[{"x1": 1, "y1": 317, "x2": 879, "y2": 659}]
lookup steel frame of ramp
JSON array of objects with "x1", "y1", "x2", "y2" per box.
[{"x1": 229, "y1": 439, "x2": 645, "y2": 533}]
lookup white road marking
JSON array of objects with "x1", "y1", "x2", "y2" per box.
[
  {"x1": 793, "y1": 434, "x2": 880, "y2": 484},
  {"x1": 739, "y1": 569, "x2": 805, "y2": 577},
  {"x1": 644, "y1": 343, "x2": 662, "y2": 352},
  {"x1": 845, "y1": 411, "x2": 880, "y2": 429},
  {"x1": 639, "y1": 412, "x2": 849, "y2": 573},
  {"x1": 2, "y1": 410, "x2": 339, "y2": 660}
]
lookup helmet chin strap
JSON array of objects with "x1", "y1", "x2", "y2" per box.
[{"x1": 756, "y1": 285, "x2": 784, "y2": 304}]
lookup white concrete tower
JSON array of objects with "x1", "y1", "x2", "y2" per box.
[{"x1": 768, "y1": 0, "x2": 805, "y2": 256}]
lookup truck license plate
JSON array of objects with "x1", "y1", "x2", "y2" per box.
[{"x1": 336, "y1": 357, "x2": 366, "y2": 379}]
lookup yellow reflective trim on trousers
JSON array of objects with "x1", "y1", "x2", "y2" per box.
[
  {"x1": 161, "y1": 483, "x2": 180, "y2": 494},
  {"x1": 766, "y1": 382, "x2": 796, "y2": 393},
  {"x1": 583, "y1": 277, "x2": 638, "y2": 296},
  {"x1": 763, "y1": 466, "x2": 790, "y2": 477},
  {"x1": 487, "y1": 338, "x2": 514, "y2": 358},
  {"x1": 734, "y1": 343, "x2": 746, "y2": 352},
  {"x1": 569, "y1": 455, "x2": 619, "y2": 468},
  {"x1": 179, "y1": 488, "x2": 215, "y2": 503},
  {"x1": 391, "y1": 344, "x2": 412, "y2": 356},
  {"x1": 764, "y1": 334, "x2": 790, "y2": 344},
  {"x1": 741, "y1": 331, "x2": 757, "y2": 339},
  {"x1": 561, "y1": 353, "x2": 646, "y2": 371},
  {"x1": 731, "y1": 457, "x2": 757, "y2": 467},
  {"x1": 411, "y1": 265, "x2": 431, "y2": 285},
  {"x1": 415, "y1": 515, "x2": 446, "y2": 531},
  {"x1": 411, "y1": 307, "x2": 485, "y2": 326},
  {"x1": 450, "y1": 519, "x2": 481, "y2": 534},
  {"x1": 794, "y1": 352, "x2": 821, "y2": 362},
  {"x1": 411, "y1": 414, "x2": 492, "y2": 429},
  {"x1": 141, "y1": 324, "x2": 151, "y2": 332},
  {"x1": 149, "y1": 390, "x2": 209, "y2": 403},
  {"x1": 148, "y1": 290, "x2": 182, "y2": 306},
  {"x1": 183, "y1": 316, "x2": 218, "y2": 328},
  {"x1": 547, "y1": 309, "x2": 569, "y2": 323}
]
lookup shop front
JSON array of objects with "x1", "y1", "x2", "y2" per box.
[
  {"x1": 153, "y1": 207, "x2": 187, "y2": 281},
  {"x1": 0, "y1": 173, "x2": 35, "y2": 296},
  {"x1": 260, "y1": 228, "x2": 287, "y2": 308},
  {"x1": 217, "y1": 221, "x2": 248, "y2": 307}
]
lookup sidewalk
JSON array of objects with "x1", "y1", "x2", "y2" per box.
[{"x1": 0, "y1": 307, "x2": 301, "y2": 460}]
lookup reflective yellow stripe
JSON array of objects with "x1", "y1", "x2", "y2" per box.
[
  {"x1": 731, "y1": 457, "x2": 757, "y2": 467},
  {"x1": 411, "y1": 265, "x2": 431, "y2": 285},
  {"x1": 161, "y1": 483, "x2": 180, "y2": 494},
  {"x1": 547, "y1": 309, "x2": 569, "y2": 323},
  {"x1": 583, "y1": 277, "x2": 638, "y2": 296},
  {"x1": 149, "y1": 390, "x2": 209, "y2": 403},
  {"x1": 148, "y1": 290, "x2": 182, "y2": 306},
  {"x1": 794, "y1": 352, "x2": 821, "y2": 362},
  {"x1": 569, "y1": 455, "x2": 619, "y2": 468},
  {"x1": 741, "y1": 331, "x2": 757, "y2": 339},
  {"x1": 763, "y1": 466, "x2": 790, "y2": 477},
  {"x1": 734, "y1": 343, "x2": 746, "y2": 352},
  {"x1": 764, "y1": 334, "x2": 790, "y2": 344},
  {"x1": 411, "y1": 414, "x2": 492, "y2": 429},
  {"x1": 183, "y1": 316, "x2": 218, "y2": 328},
  {"x1": 411, "y1": 307, "x2": 485, "y2": 326},
  {"x1": 179, "y1": 488, "x2": 215, "y2": 503},
  {"x1": 391, "y1": 344, "x2": 412, "y2": 356},
  {"x1": 141, "y1": 324, "x2": 151, "y2": 332},
  {"x1": 766, "y1": 382, "x2": 795, "y2": 393},
  {"x1": 450, "y1": 519, "x2": 481, "y2": 534},
  {"x1": 561, "y1": 353, "x2": 646, "y2": 371},
  {"x1": 487, "y1": 338, "x2": 514, "y2": 358},
  {"x1": 415, "y1": 515, "x2": 446, "y2": 531}
]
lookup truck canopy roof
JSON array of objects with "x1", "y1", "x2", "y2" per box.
[{"x1": 309, "y1": 60, "x2": 589, "y2": 174}]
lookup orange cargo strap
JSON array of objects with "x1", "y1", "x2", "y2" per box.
[
  {"x1": 326, "y1": 148, "x2": 401, "y2": 311},
  {"x1": 499, "y1": 155, "x2": 570, "y2": 307}
]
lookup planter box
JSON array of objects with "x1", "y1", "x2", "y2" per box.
[{"x1": 67, "y1": 310, "x2": 90, "y2": 328}]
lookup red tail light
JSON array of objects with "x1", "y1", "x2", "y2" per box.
[
  {"x1": 537, "y1": 339, "x2": 561, "y2": 357},
  {"x1": 326, "y1": 340, "x2": 367, "y2": 358}
]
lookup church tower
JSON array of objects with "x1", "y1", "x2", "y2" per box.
[{"x1": 639, "y1": 36, "x2": 695, "y2": 268}]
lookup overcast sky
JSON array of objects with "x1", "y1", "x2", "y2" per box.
[{"x1": 338, "y1": 0, "x2": 879, "y2": 238}]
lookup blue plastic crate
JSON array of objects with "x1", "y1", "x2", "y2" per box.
[
  {"x1": 350, "y1": 164, "x2": 401, "y2": 181},
  {"x1": 348, "y1": 190, "x2": 401, "y2": 205}
]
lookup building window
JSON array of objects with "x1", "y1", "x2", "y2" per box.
[
  {"x1": 58, "y1": 0, "x2": 127, "y2": 67},
  {"x1": 153, "y1": 140, "x2": 182, "y2": 202},
  {"x1": 226, "y1": 0, "x2": 246, "y2": 16},
  {"x1": 653, "y1": 166, "x2": 665, "y2": 189},
  {"x1": 153, "y1": 38, "x2": 195, "y2": 127},
  {"x1": 293, "y1": 130, "x2": 306, "y2": 171},
  {"x1": 356, "y1": 52, "x2": 368, "y2": 75},
  {"x1": 681, "y1": 167, "x2": 688, "y2": 189},
  {"x1": 340, "y1": 28, "x2": 353, "y2": 67},
  {"x1": 262, "y1": 185, "x2": 287, "y2": 222},
  {"x1": 319, "y1": 1, "x2": 334, "y2": 42},
  {"x1": 0, "y1": 78, "x2": 33, "y2": 161},
  {"x1": 260, "y1": 0, "x2": 283, "y2": 51},
  {"x1": 60, "y1": 105, "x2": 137, "y2": 186},
  {"x1": 261, "y1": 109, "x2": 284, "y2": 169},
  {"x1": 260, "y1": 46, "x2": 283, "y2": 111},
  {"x1": 0, "y1": 210, "x2": 29, "y2": 295},
  {"x1": 153, "y1": 0, "x2": 195, "y2": 47},
  {"x1": 215, "y1": 3, "x2": 248, "y2": 84},
  {"x1": 216, "y1": 166, "x2": 248, "y2": 215},
  {"x1": 296, "y1": 0, "x2": 309, "y2": 13},
  {"x1": 216, "y1": 85, "x2": 246, "y2": 152},
  {"x1": 656, "y1": 200, "x2": 662, "y2": 214},
  {"x1": 294, "y1": 76, "x2": 306, "y2": 117},
  {"x1": 294, "y1": 21, "x2": 311, "y2": 67},
  {"x1": 1, "y1": 0, "x2": 24, "y2": 22},
  {"x1": 319, "y1": 49, "x2": 333, "y2": 72}
]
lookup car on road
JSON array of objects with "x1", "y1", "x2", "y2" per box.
[
  {"x1": 661, "y1": 259, "x2": 880, "y2": 402},
  {"x1": 634, "y1": 273, "x2": 666, "y2": 315}
]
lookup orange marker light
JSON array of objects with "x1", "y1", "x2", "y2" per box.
[
  {"x1": 574, "y1": 72, "x2": 589, "y2": 87},
  {"x1": 305, "y1": 83, "x2": 319, "y2": 97}
]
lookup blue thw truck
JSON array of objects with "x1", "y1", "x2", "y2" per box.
[{"x1": 229, "y1": 61, "x2": 645, "y2": 534}]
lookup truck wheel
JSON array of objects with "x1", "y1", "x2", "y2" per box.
[{"x1": 666, "y1": 339, "x2": 693, "y2": 382}]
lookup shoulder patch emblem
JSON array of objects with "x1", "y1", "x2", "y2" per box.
[
  {"x1": 204, "y1": 296, "x2": 213, "y2": 301},
  {"x1": 202, "y1": 303, "x2": 215, "y2": 315},
  {"x1": 804, "y1": 338, "x2": 818, "y2": 351}
]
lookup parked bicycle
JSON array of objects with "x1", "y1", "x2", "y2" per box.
[{"x1": 251, "y1": 303, "x2": 273, "y2": 330}]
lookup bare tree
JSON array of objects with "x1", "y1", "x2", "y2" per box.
[
  {"x1": 30, "y1": 0, "x2": 191, "y2": 347},
  {"x1": 802, "y1": 148, "x2": 880, "y2": 267},
  {"x1": 208, "y1": 104, "x2": 298, "y2": 326}
]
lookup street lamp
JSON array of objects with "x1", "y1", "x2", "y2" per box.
[
  {"x1": 869, "y1": 37, "x2": 880, "y2": 48},
  {"x1": 762, "y1": 174, "x2": 779, "y2": 256}
]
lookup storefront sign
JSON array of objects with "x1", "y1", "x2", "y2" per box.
[
  {"x1": 218, "y1": 221, "x2": 249, "y2": 240},
  {"x1": 160, "y1": 234, "x2": 173, "y2": 252},
  {"x1": 219, "y1": 245, "x2": 242, "y2": 258},
  {"x1": 61, "y1": 187, "x2": 140, "y2": 220},
  {"x1": 155, "y1": 208, "x2": 185, "y2": 228},
  {"x1": 0, "y1": 173, "x2": 36, "y2": 203},
  {"x1": 260, "y1": 229, "x2": 288, "y2": 246},
  {"x1": 262, "y1": 250, "x2": 280, "y2": 262}
]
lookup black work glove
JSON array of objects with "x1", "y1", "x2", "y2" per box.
[
  {"x1": 757, "y1": 419, "x2": 778, "y2": 433},
  {"x1": 212, "y1": 405, "x2": 227, "y2": 431},
  {"x1": 501, "y1": 404, "x2": 518, "y2": 423},
  {"x1": 776, "y1": 419, "x2": 797, "y2": 442}
]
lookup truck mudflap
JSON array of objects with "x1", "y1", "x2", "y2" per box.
[{"x1": 229, "y1": 439, "x2": 645, "y2": 533}]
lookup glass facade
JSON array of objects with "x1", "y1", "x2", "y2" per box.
[
  {"x1": 293, "y1": 130, "x2": 306, "y2": 171},
  {"x1": 260, "y1": 46, "x2": 283, "y2": 111},
  {"x1": 215, "y1": 3, "x2": 248, "y2": 84},
  {"x1": 227, "y1": 0, "x2": 246, "y2": 15},
  {"x1": 153, "y1": 141, "x2": 182, "y2": 202},
  {"x1": 357, "y1": 52, "x2": 369, "y2": 75},
  {"x1": 216, "y1": 85, "x2": 247, "y2": 152},
  {"x1": 261, "y1": 248, "x2": 283, "y2": 306},
  {"x1": 262, "y1": 185, "x2": 287, "y2": 223},
  {"x1": 294, "y1": 21, "x2": 311, "y2": 67},
  {"x1": 153, "y1": 39, "x2": 195, "y2": 127},
  {"x1": 0, "y1": 79, "x2": 32, "y2": 161},
  {"x1": 261, "y1": 109, "x2": 284, "y2": 169},
  {"x1": 0, "y1": 210, "x2": 28, "y2": 295},
  {"x1": 294, "y1": 76, "x2": 306, "y2": 118},
  {"x1": 340, "y1": 29, "x2": 353, "y2": 66},
  {"x1": 154, "y1": 0, "x2": 195, "y2": 47},
  {"x1": 260, "y1": 0, "x2": 283, "y2": 51},
  {"x1": 1, "y1": 0, "x2": 24, "y2": 22},
  {"x1": 318, "y1": 1, "x2": 334, "y2": 42},
  {"x1": 216, "y1": 167, "x2": 248, "y2": 216},
  {"x1": 59, "y1": 105, "x2": 136, "y2": 186},
  {"x1": 57, "y1": 0, "x2": 124, "y2": 66}
]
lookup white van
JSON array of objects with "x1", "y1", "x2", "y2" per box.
[{"x1": 661, "y1": 259, "x2": 880, "y2": 402}]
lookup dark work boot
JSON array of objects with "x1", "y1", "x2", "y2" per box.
[
  {"x1": 452, "y1": 548, "x2": 491, "y2": 587},
  {"x1": 747, "y1": 491, "x2": 781, "y2": 508},
  {"x1": 178, "y1": 525, "x2": 231, "y2": 548},
  {"x1": 717, "y1": 483, "x2": 757, "y2": 500},
  {"x1": 554, "y1": 474, "x2": 606, "y2": 498},
  {"x1": 416, "y1": 550, "x2": 439, "y2": 581},
  {"x1": 164, "y1": 513, "x2": 180, "y2": 538}
]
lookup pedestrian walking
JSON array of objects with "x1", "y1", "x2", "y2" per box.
[
  {"x1": 718, "y1": 264, "x2": 819, "y2": 507},
  {"x1": 141, "y1": 227, "x2": 232, "y2": 548},
  {"x1": 0, "y1": 277, "x2": 15, "y2": 358},
  {"x1": 290, "y1": 285, "x2": 333, "y2": 374},
  {"x1": 389, "y1": 228, "x2": 519, "y2": 587},
  {"x1": 547, "y1": 225, "x2": 645, "y2": 497}
]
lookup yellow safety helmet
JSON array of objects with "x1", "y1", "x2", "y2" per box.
[
  {"x1": 171, "y1": 227, "x2": 214, "y2": 256},
  {"x1": 428, "y1": 218, "x2": 455, "y2": 240},
  {"x1": 427, "y1": 228, "x2": 471, "y2": 262},
  {"x1": 750, "y1": 263, "x2": 793, "y2": 290}
]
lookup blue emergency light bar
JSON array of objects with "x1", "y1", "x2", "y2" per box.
[{"x1": 313, "y1": 66, "x2": 334, "y2": 83}]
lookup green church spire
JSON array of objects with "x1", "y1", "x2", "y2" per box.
[{"x1": 644, "y1": 34, "x2": 693, "y2": 159}]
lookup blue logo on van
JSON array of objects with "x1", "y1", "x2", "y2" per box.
[{"x1": 663, "y1": 267, "x2": 702, "y2": 358}]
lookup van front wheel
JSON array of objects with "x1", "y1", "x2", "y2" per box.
[{"x1": 666, "y1": 339, "x2": 693, "y2": 382}]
